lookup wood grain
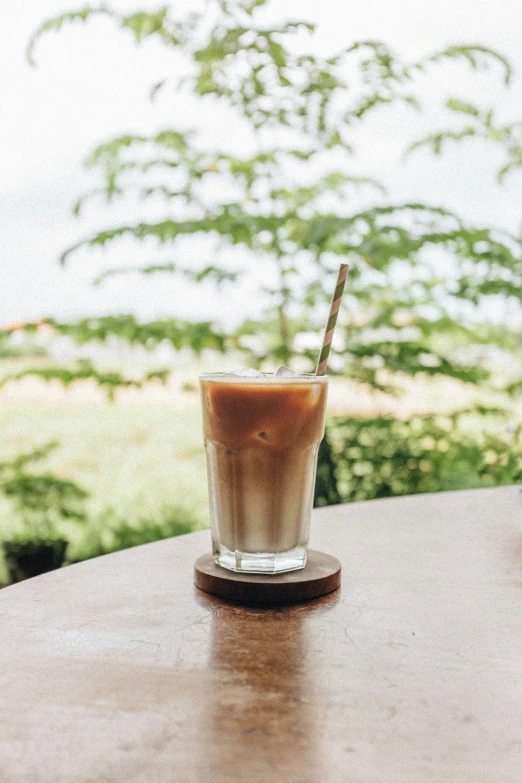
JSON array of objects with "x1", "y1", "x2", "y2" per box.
[{"x1": 0, "y1": 486, "x2": 521, "y2": 783}]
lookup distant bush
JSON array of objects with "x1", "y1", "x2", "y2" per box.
[
  {"x1": 75, "y1": 505, "x2": 198, "y2": 561},
  {"x1": 0, "y1": 442, "x2": 89, "y2": 541},
  {"x1": 181, "y1": 381, "x2": 197, "y2": 394},
  {"x1": 0, "y1": 442, "x2": 90, "y2": 583},
  {"x1": 314, "y1": 433, "x2": 342, "y2": 507},
  {"x1": 323, "y1": 408, "x2": 522, "y2": 503},
  {"x1": 0, "y1": 444, "x2": 198, "y2": 583},
  {"x1": 0, "y1": 345, "x2": 47, "y2": 359}
]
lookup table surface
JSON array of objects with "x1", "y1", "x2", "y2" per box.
[{"x1": 1, "y1": 486, "x2": 521, "y2": 783}]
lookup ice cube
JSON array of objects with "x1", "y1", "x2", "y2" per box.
[
  {"x1": 273, "y1": 365, "x2": 298, "y2": 377},
  {"x1": 234, "y1": 368, "x2": 264, "y2": 377}
]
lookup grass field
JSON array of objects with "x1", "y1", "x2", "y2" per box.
[
  {"x1": 0, "y1": 394, "x2": 209, "y2": 581},
  {"x1": 0, "y1": 401, "x2": 208, "y2": 517},
  {"x1": 3, "y1": 401, "x2": 205, "y2": 505}
]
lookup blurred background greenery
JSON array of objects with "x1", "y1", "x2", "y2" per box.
[{"x1": 1, "y1": 0, "x2": 521, "y2": 583}]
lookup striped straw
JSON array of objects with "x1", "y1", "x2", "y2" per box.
[{"x1": 315, "y1": 263, "x2": 349, "y2": 376}]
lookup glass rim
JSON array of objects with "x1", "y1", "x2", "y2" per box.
[{"x1": 199, "y1": 371, "x2": 329, "y2": 383}]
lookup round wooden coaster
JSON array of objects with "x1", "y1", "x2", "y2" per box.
[{"x1": 194, "y1": 549, "x2": 341, "y2": 605}]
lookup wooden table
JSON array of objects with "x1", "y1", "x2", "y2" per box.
[{"x1": 0, "y1": 486, "x2": 521, "y2": 783}]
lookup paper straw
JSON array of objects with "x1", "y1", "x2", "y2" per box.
[{"x1": 315, "y1": 263, "x2": 349, "y2": 376}]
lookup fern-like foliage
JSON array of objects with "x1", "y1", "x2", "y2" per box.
[
  {"x1": 0, "y1": 443, "x2": 89, "y2": 541},
  {"x1": 409, "y1": 98, "x2": 522, "y2": 182},
  {"x1": 18, "y1": 1, "x2": 522, "y2": 397}
]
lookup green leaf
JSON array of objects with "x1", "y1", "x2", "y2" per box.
[
  {"x1": 427, "y1": 45, "x2": 512, "y2": 85},
  {"x1": 27, "y1": 5, "x2": 114, "y2": 65},
  {"x1": 121, "y1": 8, "x2": 169, "y2": 43}
]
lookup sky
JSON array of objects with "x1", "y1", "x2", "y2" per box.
[{"x1": 2, "y1": 0, "x2": 522, "y2": 329}]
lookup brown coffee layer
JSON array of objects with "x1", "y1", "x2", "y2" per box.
[{"x1": 201, "y1": 380, "x2": 327, "y2": 554}]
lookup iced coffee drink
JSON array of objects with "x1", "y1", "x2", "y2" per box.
[{"x1": 200, "y1": 370, "x2": 328, "y2": 573}]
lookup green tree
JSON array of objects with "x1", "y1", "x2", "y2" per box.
[
  {"x1": 0, "y1": 0, "x2": 520, "y2": 539},
  {"x1": 16, "y1": 0, "x2": 519, "y2": 389}
]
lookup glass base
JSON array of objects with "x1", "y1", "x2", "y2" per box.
[{"x1": 214, "y1": 544, "x2": 307, "y2": 574}]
